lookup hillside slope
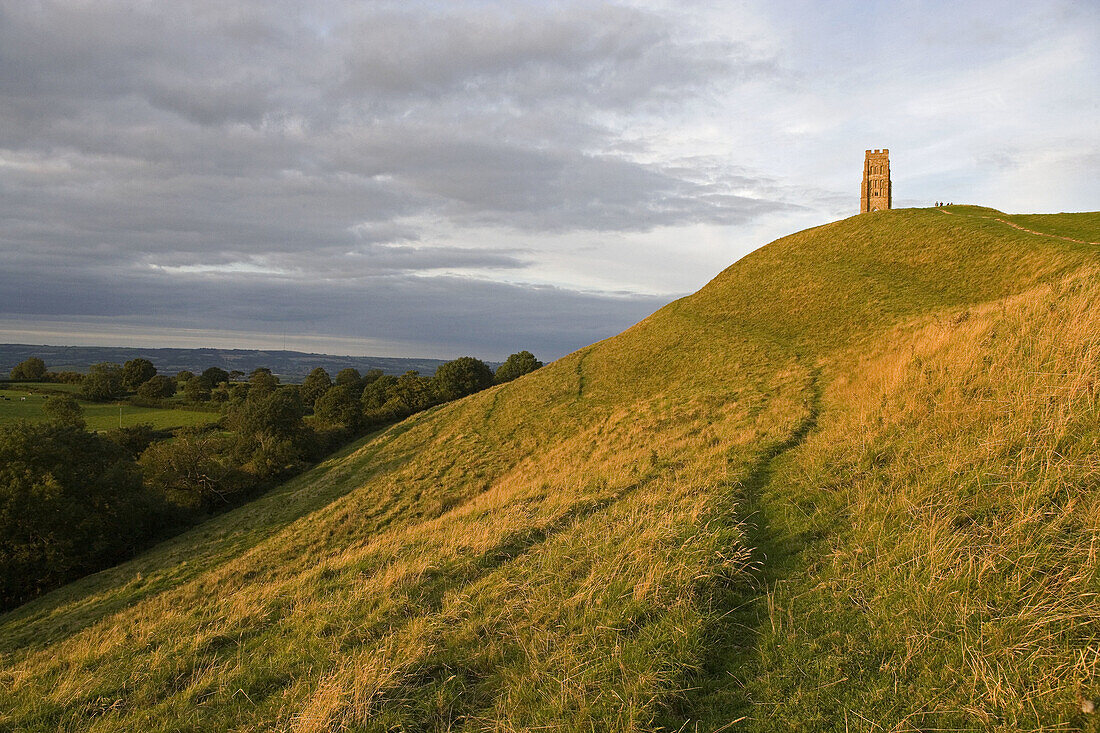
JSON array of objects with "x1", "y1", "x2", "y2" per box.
[{"x1": 1, "y1": 207, "x2": 1098, "y2": 731}]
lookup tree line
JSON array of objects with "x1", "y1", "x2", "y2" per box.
[{"x1": 0, "y1": 351, "x2": 542, "y2": 610}]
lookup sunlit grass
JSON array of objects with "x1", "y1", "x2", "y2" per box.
[
  {"x1": 1, "y1": 207, "x2": 1098, "y2": 730},
  {"x1": 669, "y1": 267, "x2": 1100, "y2": 731},
  {"x1": 1002, "y1": 211, "x2": 1100, "y2": 242}
]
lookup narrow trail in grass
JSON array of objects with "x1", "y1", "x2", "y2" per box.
[
  {"x1": 937, "y1": 207, "x2": 1100, "y2": 245},
  {"x1": 660, "y1": 369, "x2": 822, "y2": 730}
]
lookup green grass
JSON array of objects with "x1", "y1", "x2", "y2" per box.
[
  {"x1": 0, "y1": 385, "x2": 219, "y2": 431},
  {"x1": 674, "y1": 273, "x2": 1100, "y2": 731},
  {"x1": 1002, "y1": 211, "x2": 1100, "y2": 242},
  {"x1": 938, "y1": 204, "x2": 1100, "y2": 243},
  {"x1": 1, "y1": 207, "x2": 1098, "y2": 731}
]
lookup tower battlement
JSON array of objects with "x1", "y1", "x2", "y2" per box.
[{"x1": 861, "y1": 149, "x2": 892, "y2": 213}]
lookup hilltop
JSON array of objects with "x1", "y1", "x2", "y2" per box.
[{"x1": 1, "y1": 206, "x2": 1099, "y2": 731}]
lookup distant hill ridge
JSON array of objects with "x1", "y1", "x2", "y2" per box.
[
  {"x1": 0, "y1": 344, "x2": 473, "y2": 381},
  {"x1": 2, "y1": 206, "x2": 1099, "y2": 731}
]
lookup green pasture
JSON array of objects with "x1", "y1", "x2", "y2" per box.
[{"x1": 0, "y1": 385, "x2": 218, "y2": 431}]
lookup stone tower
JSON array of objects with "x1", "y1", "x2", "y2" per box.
[{"x1": 860, "y1": 148, "x2": 891, "y2": 213}]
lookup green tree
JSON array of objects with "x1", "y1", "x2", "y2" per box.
[
  {"x1": 388, "y1": 370, "x2": 437, "y2": 415},
  {"x1": 174, "y1": 370, "x2": 196, "y2": 387},
  {"x1": 248, "y1": 368, "x2": 280, "y2": 398},
  {"x1": 494, "y1": 350, "x2": 543, "y2": 384},
  {"x1": 199, "y1": 367, "x2": 230, "y2": 389},
  {"x1": 140, "y1": 430, "x2": 241, "y2": 511},
  {"x1": 49, "y1": 370, "x2": 84, "y2": 384},
  {"x1": 10, "y1": 357, "x2": 47, "y2": 380},
  {"x1": 361, "y1": 374, "x2": 397, "y2": 411},
  {"x1": 42, "y1": 394, "x2": 85, "y2": 428},
  {"x1": 314, "y1": 384, "x2": 363, "y2": 430},
  {"x1": 183, "y1": 377, "x2": 210, "y2": 403},
  {"x1": 226, "y1": 389, "x2": 310, "y2": 478},
  {"x1": 0, "y1": 421, "x2": 154, "y2": 609},
  {"x1": 121, "y1": 358, "x2": 157, "y2": 391},
  {"x1": 105, "y1": 423, "x2": 157, "y2": 460},
  {"x1": 301, "y1": 367, "x2": 333, "y2": 408},
  {"x1": 334, "y1": 367, "x2": 363, "y2": 389},
  {"x1": 135, "y1": 375, "x2": 175, "y2": 403},
  {"x1": 229, "y1": 389, "x2": 306, "y2": 440},
  {"x1": 79, "y1": 362, "x2": 124, "y2": 402},
  {"x1": 433, "y1": 357, "x2": 494, "y2": 402},
  {"x1": 228, "y1": 383, "x2": 249, "y2": 404}
]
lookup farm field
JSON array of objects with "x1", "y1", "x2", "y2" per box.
[
  {"x1": 0, "y1": 381, "x2": 83, "y2": 394},
  {"x1": 0, "y1": 384, "x2": 219, "y2": 432}
]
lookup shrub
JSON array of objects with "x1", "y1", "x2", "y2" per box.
[
  {"x1": 9, "y1": 357, "x2": 46, "y2": 380},
  {"x1": 314, "y1": 384, "x2": 363, "y2": 431},
  {"x1": 140, "y1": 429, "x2": 243, "y2": 511},
  {"x1": 200, "y1": 367, "x2": 230, "y2": 389},
  {"x1": 46, "y1": 370, "x2": 84, "y2": 384},
  {"x1": 494, "y1": 350, "x2": 543, "y2": 384},
  {"x1": 433, "y1": 357, "x2": 494, "y2": 402},
  {"x1": 121, "y1": 358, "x2": 157, "y2": 391},
  {"x1": 334, "y1": 367, "x2": 363, "y2": 389},
  {"x1": 301, "y1": 367, "x2": 333, "y2": 408},
  {"x1": 135, "y1": 375, "x2": 176, "y2": 404},
  {"x1": 42, "y1": 394, "x2": 85, "y2": 428},
  {"x1": 79, "y1": 362, "x2": 124, "y2": 402}
]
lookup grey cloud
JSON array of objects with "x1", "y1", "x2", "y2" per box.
[
  {"x1": 0, "y1": 265, "x2": 665, "y2": 358},
  {"x1": 0, "y1": 0, "x2": 792, "y2": 356},
  {"x1": 0, "y1": 2, "x2": 769, "y2": 130},
  {"x1": 335, "y1": 244, "x2": 531, "y2": 275},
  {"x1": 334, "y1": 5, "x2": 766, "y2": 110}
]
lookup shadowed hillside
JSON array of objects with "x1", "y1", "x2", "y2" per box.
[{"x1": 1, "y1": 207, "x2": 1098, "y2": 731}]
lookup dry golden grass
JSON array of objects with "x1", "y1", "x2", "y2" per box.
[
  {"x1": 0, "y1": 305, "x2": 809, "y2": 730},
  {"x1": 723, "y1": 266, "x2": 1100, "y2": 730}
]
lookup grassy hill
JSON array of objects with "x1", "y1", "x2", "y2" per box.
[{"x1": 1, "y1": 206, "x2": 1098, "y2": 731}]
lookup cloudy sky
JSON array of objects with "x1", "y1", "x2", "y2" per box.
[{"x1": 1, "y1": 0, "x2": 1096, "y2": 360}]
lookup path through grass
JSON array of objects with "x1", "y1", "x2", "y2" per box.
[{"x1": 659, "y1": 369, "x2": 822, "y2": 729}]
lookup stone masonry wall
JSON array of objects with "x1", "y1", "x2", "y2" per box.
[{"x1": 861, "y1": 149, "x2": 891, "y2": 213}]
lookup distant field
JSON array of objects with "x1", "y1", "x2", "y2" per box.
[
  {"x1": 0, "y1": 385, "x2": 219, "y2": 431},
  {"x1": 2, "y1": 381, "x2": 83, "y2": 394}
]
